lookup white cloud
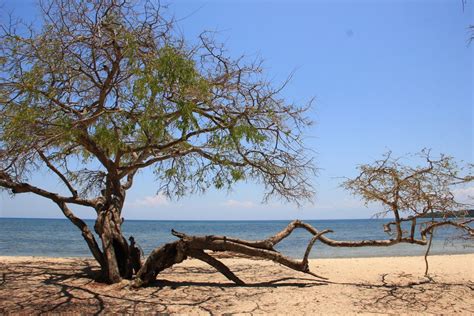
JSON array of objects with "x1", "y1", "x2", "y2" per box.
[
  {"x1": 128, "y1": 192, "x2": 169, "y2": 208},
  {"x1": 221, "y1": 199, "x2": 256, "y2": 209},
  {"x1": 453, "y1": 186, "x2": 474, "y2": 203}
]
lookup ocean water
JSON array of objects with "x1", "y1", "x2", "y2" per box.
[{"x1": 0, "y1": 218, "x2": 472, "y2": 259}]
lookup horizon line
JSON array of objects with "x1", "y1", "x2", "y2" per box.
[{"x1": 0, "y1": 216, "x2": 393, "y2": 221}]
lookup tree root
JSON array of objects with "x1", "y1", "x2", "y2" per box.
[{"x1": 132, "y1": 220, "x2": 331, "y2": 287}]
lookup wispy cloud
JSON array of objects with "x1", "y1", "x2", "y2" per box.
[
  {"x1": 221, "y1": 199, "x2": 256, "y2": 209},
  {"x1": 128, "y1": 192, "x2": 169, "y2": 208},
  {"x1": 453, "y1": 186, "x2": 474, "y2": 203}
]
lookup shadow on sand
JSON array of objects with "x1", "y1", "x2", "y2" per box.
[{"x1": 0, "y1": 259, "x2": 472, "y2": 314}]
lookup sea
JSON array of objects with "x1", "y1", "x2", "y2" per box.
[{"x1": 0, "y1": 218, "x2": 472, "y2": 259}]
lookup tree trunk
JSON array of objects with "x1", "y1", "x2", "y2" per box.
[
  {"x1": 94, "y1": 205, "x2": 131, "y2": 283},
  {"x1": 132, "y1": 241, "x2": 188, "y2": 288}
]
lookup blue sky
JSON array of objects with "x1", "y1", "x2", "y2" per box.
[{"x1": 1, "y1": 0, "x2": 473, "y2": 220}]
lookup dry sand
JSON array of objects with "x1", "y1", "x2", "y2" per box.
[{"x1": 0, "y1": 254, "x2": 473, "y2": 314}]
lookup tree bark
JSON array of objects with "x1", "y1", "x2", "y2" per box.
[
  {"x1": 132, "y1": 221, "x2": 331, "y2": 287},
  {"x1": 132, "y1": 241, "x2": 188, "y2": 288},
  {"x1": 55, "y1": 201, "x2": 105, "y2": 269},
  {"x1": 94, "y1": 204, "x2": 131, "y2": 283}
]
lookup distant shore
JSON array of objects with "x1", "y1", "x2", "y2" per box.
[{"x1": 1, "y1": 254, "x2": 473, "y2": 314}]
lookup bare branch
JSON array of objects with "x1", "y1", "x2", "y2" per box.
[
  {"x1": 36, "y1": 149, "x2": 78, "y2": 197},
  {"x1": 0, "y1": 171, "x2": 96, "y2": 207}
]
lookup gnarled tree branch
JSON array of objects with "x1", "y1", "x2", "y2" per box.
[{"x1": 133, "y1": 220, "x2": 332, "y2": 287}]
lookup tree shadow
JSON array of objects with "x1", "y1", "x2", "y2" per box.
[
  {"x1": 0, "y1": 260, "x2": 104, "y2": 314},
  {"x1": 151, "y1": 276, "x2": 328, "y2": 289},
  {"x1": 0, "y1": 272, "x2": 5, "y2": 287},
  {"x1": 2, "y1": 259, "x2": 472, "y2": 314},
  {"x1": 0, "y1": 258, "x2": 327, "y2": 314},
  {"x1": 324, "y1": 273, "x2": 474, "y2": 313}
]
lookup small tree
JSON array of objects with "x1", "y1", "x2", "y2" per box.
[
  {"x1": 342, "y1": 150, "x2": 473, "y2": 246},
  {"x1": 0, "y1": 0, "x2": 314, "y2": 283}
]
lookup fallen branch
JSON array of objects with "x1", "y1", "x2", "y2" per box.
[{"x1": 132, "y1": 220, "x2": 331, "y2": 287}]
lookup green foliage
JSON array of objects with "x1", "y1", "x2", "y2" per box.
[
  {"x1": 132, "y1": 46, "x2": 211, "y2": 135},
  {"x1": 230, "y1": 168, "x2": 245, "y2": 181},
  {"x1": 0, "y1": 0, "x2": 314, "y2": 205},
  {"x1": 2, "y1": 105, "x2": 41, "y2": 144},
  {"x1": 232, "y1": 124, "x2": 267, "y2": 144}
]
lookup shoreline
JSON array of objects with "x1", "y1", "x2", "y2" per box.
[
  {"x1": 2, "y1": 216, "x2": 472, "y2": 221},
  {"x1": 1, "y1": 251, "x2": 474, "y2": 261},
  {"x1": 1, "y1": 254, "x2": 473, "y2": 314}
]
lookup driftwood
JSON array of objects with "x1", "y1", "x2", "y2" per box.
[{"x1": 132, "y1": 220, "x2": 331, "y2": 287}]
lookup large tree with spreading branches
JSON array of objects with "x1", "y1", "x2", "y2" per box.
[{"x1": 0, "y1": 0, "x2": 315, "y2": 283}]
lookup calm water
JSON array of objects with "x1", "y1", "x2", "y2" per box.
[{"x1": 0, "y1": 218, "x2": 472, "y2": 258}]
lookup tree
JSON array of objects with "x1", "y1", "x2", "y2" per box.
[
  {"x1": 342, "y1": 150, "x2": 473, "y2": 247},
  {"x1": 342, "y1": 150, "x2": 473, "y2": 275},
  {"x1": 0, "y1": 0, "x2": 315, "y2": 283}
]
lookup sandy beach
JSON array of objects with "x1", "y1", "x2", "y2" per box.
[{"x1": 0, "y1": 254, "x2": 473, "y2": 314}]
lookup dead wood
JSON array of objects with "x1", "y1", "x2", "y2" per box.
[{"x1": 132, "y1": 220, "x2": 332, "y2": 287}]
